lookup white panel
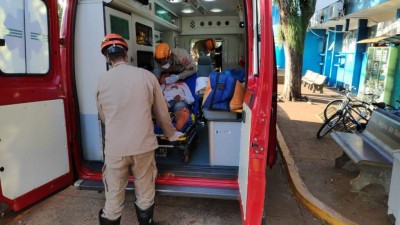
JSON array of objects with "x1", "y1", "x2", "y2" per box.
[
  {"x1": 0, "y1": 100, "x2": 69, "y2": 199},
  {"x1": 181, "y1": 16, "x2": 243, "y2": 35},
  {"x1": 75, "y1": 1, "x2": 107, "y2": 115},
  {"x1": 208, "y1": 121, "x2": 241, "y2": 166},
  {"x1": 0, "y1": 0, "x2": 26, "y2": 73},
  {"x1": 238, "y1": 103, "x2": 251, "y2": 220},
  {"x1": 74, "y1": 1, "x2": 107, "y2": 160}
]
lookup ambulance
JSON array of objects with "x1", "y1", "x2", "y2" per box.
[{"x1": 0, "y1": 0, "x2": 277, "y2": 224}]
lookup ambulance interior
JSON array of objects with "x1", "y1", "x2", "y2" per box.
[{"x1": 75, "y1": 0, "x2": 247, "y2": 180}]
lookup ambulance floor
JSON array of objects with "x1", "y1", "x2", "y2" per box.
[{"x1": 156, "y1": 125, "x2": 210, "y2": 166}]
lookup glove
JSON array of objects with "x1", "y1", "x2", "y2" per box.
[
  {"x1": 168, "y1": 131, "x2": 183, "y2": 142},
  {"x1": 165, "y1": 74, "x2": 179, "y2": 84}
]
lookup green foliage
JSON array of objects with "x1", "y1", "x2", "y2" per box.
[{"x1": 274, "y1": 0, "x2": 316, "y2": 53}]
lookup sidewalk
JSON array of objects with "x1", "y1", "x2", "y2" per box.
[{"x1": 277, "y1": 84, "x2": 391, "y2": 225}]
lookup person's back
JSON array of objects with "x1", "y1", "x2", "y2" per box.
[{"x1": 98, "y1": 63, "x2": 172, "y2": 156}]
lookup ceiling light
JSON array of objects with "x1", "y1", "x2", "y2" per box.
[
  {"x1": 182, "y1": 8, "x2": 194, "y2": 13},
  {"x1": 156, "y1": 10, "x2": 168, "y2": 14},
  {"x1": 203, "y1": 0, "x2": 215, "y2": 1},
  {"x1": 167, "y1": 0, "x2": 182, "y2": 3},
  {"x1": 210, "y1": 8, "x2": 223, "y2": 13}
]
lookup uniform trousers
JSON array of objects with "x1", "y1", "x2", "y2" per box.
[{"x1": 102, "y1": 151, "x2": 157, "y2": 220}]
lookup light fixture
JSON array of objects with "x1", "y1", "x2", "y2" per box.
[
  {"x1": 203, "y1": 0, "x2": 215, "y2": 2},
  {"x1": 167, "y1": 0, "x2": 182, "y2": 3},
  {"x1": 181, "y1": 8, "x2": 194, "y2": 13},
  {"x1": 156, "y1": 9, "x2": 168, "y2": 14},
  {"x1": 186, "y1": 0, "x2": 206, "y2": 15},
  {"x1": 210, "y1": 8, "x2": 223, "y2": 13}
]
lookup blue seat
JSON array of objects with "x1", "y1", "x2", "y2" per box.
[{"x1": 197, "y1": 56, "x2": 213, "y2": 77}]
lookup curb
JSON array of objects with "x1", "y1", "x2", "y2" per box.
[{"x1": 276, "y1": 126, "x2": 358, "y2": 225}]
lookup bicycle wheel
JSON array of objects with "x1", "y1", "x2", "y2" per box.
[
  {"x1": 323, "y1": 99, "x2": 343, "y2": 120},
  {"x1": 317, "y1": 112, "x2": 343, "y2": 139},
  {"x1": 342, "y1": 104, "x2": 372, "y2": 133}
]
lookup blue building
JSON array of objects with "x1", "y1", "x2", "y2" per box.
[{"x1": 273, "y1": 0, "x2": 400, "y2": 106}]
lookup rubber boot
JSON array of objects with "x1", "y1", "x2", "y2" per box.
[
  {"x1": 98, "y1": 209, "x2": 121, "y2": 225},
  {"x1": 135, "y1": 204, "x2": 155, "y2": 225}
]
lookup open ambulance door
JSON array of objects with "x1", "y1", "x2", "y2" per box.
[
  {"x1": 238, "y1": 0, "x2": 277, "y2": 224},
  {"x1": 0, "y1": 0, "x2": 74, "y2": 211}
]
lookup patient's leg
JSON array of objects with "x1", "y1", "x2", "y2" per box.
[{"x1": 175, "y1": 108, "x2": 190, "y2": 130}]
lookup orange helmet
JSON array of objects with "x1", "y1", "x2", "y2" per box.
[
  {"x1": 155, "y1": 43, "x2": 171, "y2": 66},
  {"x1": 100, "y1": 33, "x2": 128, "y2": 55},
  {"x1": 205, "y1": 38, "x2": 216, "y2": 51},
  {"x1": 155, "y1": 43, "x2": 171, "y2": 59}
]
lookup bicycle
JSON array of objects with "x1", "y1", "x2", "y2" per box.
[
  {"x1": 323, "y1": 88, "x2": 388, "y2": 120},
  {"x1": 317, "y1": 86, "x2": 372, "y2": 138}
]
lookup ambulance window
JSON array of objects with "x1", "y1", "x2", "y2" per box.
[{"x1": 0, "y1": 0, "x2": 49, "y2": 75}]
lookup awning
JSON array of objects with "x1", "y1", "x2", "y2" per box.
[
  {"x1": 357, "y1": 34, "x2": 400, "y2": 44},
  {"x1": 357, "y1": 36, "x2": 389, "y2": 44}
]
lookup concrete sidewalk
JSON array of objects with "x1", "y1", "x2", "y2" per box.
[{"x1": 277, "y1": 84, "x2": 391, "y2": 225}]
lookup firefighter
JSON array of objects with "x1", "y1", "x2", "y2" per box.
[
  {"x1": 191, "y1": 38, "x2": 216, "y2": 63},
  {"x1": 97, "y1": 33, "x2": 182, "y2": 225},
  {"x1": 154, "y1": 43, "x2": 197, "y2": 84}
]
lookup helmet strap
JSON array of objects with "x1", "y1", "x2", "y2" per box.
[{"x1": 105, "y1": 55, "x2": 111, "y2": 65}]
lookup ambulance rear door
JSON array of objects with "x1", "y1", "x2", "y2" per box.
[
  {"x1": 0, "y1": 0, "x2": 74, "y2": 211},
  {"x1": 238, "y1": 0, "x2": 277, "y2": 224}
]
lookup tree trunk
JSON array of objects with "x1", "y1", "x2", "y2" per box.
[{"x1": 281, "y1": 42, "x2": 303, "y2": 101}]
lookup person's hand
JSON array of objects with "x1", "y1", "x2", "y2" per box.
[
  {"x1": 168, "y1": 131, "x2": 183, "y2": 142},
  {"x1": 165, "y1": 74, "x2": 179, "y2": 84},
  {"x1": 173, "y1": 95, "x2": 181, "y2": 101}
]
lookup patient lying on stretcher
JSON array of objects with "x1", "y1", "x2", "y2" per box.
[{"x1": 159, "y1": 72, "x2": 194, "y2": 130}]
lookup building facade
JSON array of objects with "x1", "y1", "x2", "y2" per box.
[{"x1": 274, "y1": 0, "x2": 400, "y2": 106}]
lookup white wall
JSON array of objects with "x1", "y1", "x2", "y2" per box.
[{"x1": 315, "y1": 0, "x2": 339, "y2": 11}]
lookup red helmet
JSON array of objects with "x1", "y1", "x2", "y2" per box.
[
  {"x1": 100, "y1": 33, "x2": 128, "y2": 55},
  {"x1": 205, "y1": 38, "x2": 216, "y2": 51}
]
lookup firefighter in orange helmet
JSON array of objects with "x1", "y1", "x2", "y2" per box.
[
  {"x1": 191, "y1": 38, "x2": 216, "y2": 62},
  {"x1": 154, "y1": 43, "x2": 197, "y2": 84},
  {"x1": 97, "y1": 33, "x2": 181, "y2": 225}
]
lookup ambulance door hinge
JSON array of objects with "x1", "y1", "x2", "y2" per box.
[{"x1": 59, "y1": 38, "x2": 65, "y2": 46}]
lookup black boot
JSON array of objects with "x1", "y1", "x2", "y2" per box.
[
  {"x1": 135, "y1": 204, "x2": 155, "y2": 225},
  {"x1": 98, "y1": 209, "x2": 121, "y2": 225}
]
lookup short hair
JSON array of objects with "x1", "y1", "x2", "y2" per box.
[{"x1": 107, "y1": 51, "x2": 126, "y2": 62}]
